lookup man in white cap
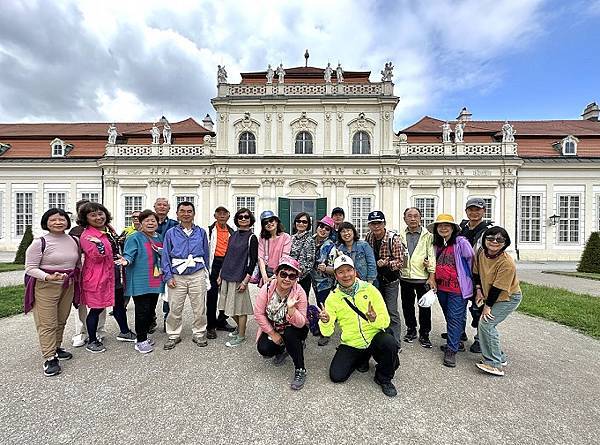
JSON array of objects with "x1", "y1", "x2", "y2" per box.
[{"x1": 318, "y1": 255, "x2": 399, "y2": 397}]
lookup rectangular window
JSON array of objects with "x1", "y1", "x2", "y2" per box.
[
  {"x1": 236, "y1": 196, "x2": 256, "y2": 214},
  {"x1": 558, "y1": 195, "x2": 580, "y2": 243},
  {"x1": 351, "y1": 197, "x2": 372, "y2": 238},
  {"x1": 176, "y1": 196, "x2": 196, "y2": 206},
  {"x1": 483, "y1": 198, "x2": 493, "y2": 220},
  {"x1": 519, "y1": 195, "x2": 541, "y2": 242},
  {"x1": 81, "y1": 192, "x2": 99, "y2": 203},
  {"x1": 16, "y1": 192, "x2": 34, "y2": 236},
  {"x1": 124, "y1": 196, "x2": 143, "y2": 227},
  {"x1": 48, "y1": 192, "x2": 67, "y2": 210},
  {"x1": 414, "y1": 197, "x2": 436, "y2": 228},
  {"x1": 0, "y1": 191, "x2": 3, "y2": 238}
]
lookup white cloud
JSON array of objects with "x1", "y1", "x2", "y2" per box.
[{"x1": 96, "y1": 88, "x2": 150, "y2": 122}]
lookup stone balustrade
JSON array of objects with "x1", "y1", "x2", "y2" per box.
[
  {"x1": 219, "y1": 82, "x2": 390, "y2": 97},
  {"x1": 105, "y1": 144, "x2": 209, "y2": 157},
  {"x1": 395, "y1": 142, "x2": 518, "y2": 156}
]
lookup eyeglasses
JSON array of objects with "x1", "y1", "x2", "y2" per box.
[
  {"x1": 237, "y1": 215, "x2": 250, "y2": 220},
  {"x1": 278, "y1": 271, "x2": 298, "y2": 280},
  {"x1": 317, "y1": 224, "x2": 331, "y2": 231},
  {"x1": 295, "y1": 220, "x2": 309, "y2": 225},
  {"x1": 264, "y1": 218, "x2": 277, "y2": 225},
  {"x1": 485, "y1": 235, "x2": 506, "y2": 244}
]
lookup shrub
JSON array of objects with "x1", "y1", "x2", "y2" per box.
[
  {"x1": 577, "y1": 231, "x2": 600, "y2": 273},
  {"x1": 13, "y1": 225, "x2": 34, "y2": 265}
]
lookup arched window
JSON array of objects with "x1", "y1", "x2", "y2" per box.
[
  {"x1": 352, "y1": 131, "x2": 370, "y2": 154},
  {"x1": 563, "y1": 140, "x2": 576, "y2": 155},
  {"x1": 295, "y1": 131, "x2": 313, "y2": 154},
  {"x1": 238, "y1": 132, "x2": 256, "y2": 154}
]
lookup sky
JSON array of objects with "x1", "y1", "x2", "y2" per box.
[{"x1": 0, "y1": 0, "x2": 599, "y2": 130}]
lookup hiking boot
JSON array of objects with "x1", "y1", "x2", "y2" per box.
[
  {"x1": 469, "y1": 340, "x2": 481, "y2": 354},
  {"x1": 443, "y1": 349, "x2": 457, "y2": 368},
  {"x1": 228, "y1": 328, "x2": 239, "y2": 338},
  {"x1": 207, "y1": 328, "x2": 217, "y2": 339},
  {"x1": 318, "y1": 336, "x2": 330, "y2": 346},
  {"x1": 290, "y1": 368, "x2": 307, "y2": 390},
  {"x1": 135, "y1": 340, "x2": 154, "y2": 354},
  {"x1": 86, "y1": 340, "x2": 106, "y2": 354},
  {"x1": 163, "y1": 337, "x2": 181, "y2": 350},
  {"x1": 441, "y1": 332, "x2": 468, "y2": 342},
  {"x1": 418, "y1": 335, "x2": 432, "y2": 349},
  {"x1": 273, "y1": 351, "x2": 288, "y2": 366},
  {"x1": 403, "y1": 330, "x2": 417, "y2": 343},
  {"x1": 476, "y1": 362, "x2": 504, "y2": 376},
  {"x1": 116, "y1": 331, "x2": 136, "y2": 342},
  {"x1": 43, "y1": 357, "x2": 61, "y2": 377},
  {"x1": 226, "y1": 336, "x2": 246, "y2": 347},
  {"x1": 440, "y1": 342, "x2": 465, "y2": 352},
  {"x1": 55, "y1": 347, "x2": 73, "y2": 361},
  {"x1": 192, "y1": 336, "x2": 208, "y2": 347},
  {"x1": 357, "y1": 361, "x2": 370, "y2": 373},
  {"x1": 216, "y1": 321, "x2": 236, "y2": 332},
  {"x1": 374, "y1": 376, "x2": 397, "y2": 397}
]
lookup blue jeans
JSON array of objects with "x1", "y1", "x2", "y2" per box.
[
  {"x1": 437, "y1": 290, "x2": 468, "y2": 352},
  {"x1": 478, "y1": 292, "x2": 522, "y2": 368}
]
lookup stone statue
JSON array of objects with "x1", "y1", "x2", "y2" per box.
[
  {"x1": 151, "y1": 123, "x2": 160, "y2": 144},
  {"x1": 217, "y1": 65, "x2": 227, "y2": 84},
  {"x1": 336, "y1": 63, "x2": 344, "y2": 82},
  {"x1": 163, "y1": 122, "x2": 172, "y2": 145},
  {"x1": 442, "y1": 122, "x2": 451, "y2": 143},
  {"x1": 107, "y1": 123, "x2": 118, "y2": 145},
  {"x1": 381, "y1": 61, "x2": 394, "y2": 81},
  {"x1": 266, "y1": 64, "x2": 274, "y2": 84},
  {"x1": 276, "y1": 63, "x2": 285, "y2": 83},
  {"x1": 324, "y1": 63, "x2": 333, "y2": 83},
  {"x1": 502, "y1": 120, "x2": 515, "y2": 142},
  {"x1": 455, "y1": 122, "x2": 465, "y2": 142}
]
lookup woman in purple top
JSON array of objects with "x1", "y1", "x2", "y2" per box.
[
  {"x1": 25, "y1": 208, "x2": 80, "y2": 377},
  {"x1": 257, "y1": 210, "x2": 292, "y2": 287}
]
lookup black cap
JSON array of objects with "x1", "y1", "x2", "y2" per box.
[
  {"x1": 331, "y1": 207, "x2": 345, "y2": 217},
  {"x1": 465, "y1": 198, "x2": 485, "y2": 209},
  {"x1": 367, "y1": 210, "x2": 386, "y2": 223}
]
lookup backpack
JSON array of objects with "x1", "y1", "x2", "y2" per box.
[{"x1": 378, "y1": 230, "x2": 405, "y2": 284}]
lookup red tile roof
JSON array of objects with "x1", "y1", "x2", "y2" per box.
[{"x1": 240, "y1": 66, "x2": 371, "y2": 84}]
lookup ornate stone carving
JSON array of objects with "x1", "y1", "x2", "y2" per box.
[
  {"x1": 324, "y1": 63, "x2": 333, "y2": 83},
  {"x1": 261, "y1": 178, "x2": 274, "y2": 185},
  {"x1": 200, "y1": 179, "x2": 212, "y2": 186},
  {"x1": 325, "y1": 112, "x2": 332, "y2": 121},
  {"x1": 397, "y1": 178, "x2": 409, "y2": 188},
  {"x1": 147, "y1": 178, "x2": 160, "y2": 185},
  {"x1": 276, "y1": 64, "x2": 285, "y2": 83},
  {"x1": 398, "y1": 168, "x2": 408, "y2": 175},
  {"x1": 442, "y1": 178, "x2": 454, "y2": 187},
  {"x1": 266, "y1": 65, "x2": 274, "y2": 84},
  {"x1": 201, "y1": 167, "x2": 211, "y2": 175},
  {"x1": 335, "y1": 167, "x2": 344, "y2": 175},
  {"x1": 290, "y1": 180, "x2": 317, "y2": 195},
  {"x1": 277, "y1": 113, "x2": 284, "y2": 122},
  {"x1": 274, "y1": 179, "x2": 285, "y2": 186},
  {"x1": 151, "y1": 124, "x2": 160, "y2": 144},
  {"x1": 233, "y1": 113, "x2": 260, "y2": 138},
  {"x1": 455, "y1": 179, "x2": 467, "y2": 187},
  {"x1": 398, "y1": 133, "x2": 408, "y2": 143},
  {"x1": 502, "y1": 121, "x2": 515, "y2": 143},
  {"x1": 219, "y1": 112, "x2": 227, "y2": 123},
  {"x1": 216, "y1": 166, "x2": 229, "y2": 175},
  {"x1": 455, "y1": 122, "x2": 465, "y2": 143},
  {"x1": 499, "y1": 178, "x2": 515, "y2": 188},
  {"x1": 215, "y1": 178, "x2": 231, "y2": 185},
  {"x1": 293, "y1": 168, "x2": 313, "y2": 175},
  {"x1": 105, "y1": 177, "x2": 119, "y2": 185},
  {"x1": 322, "y1": 178, "x2": 334, "y2": 186},
  {"x1": 106, "y1": 167, "x2": 118, "y2": 175},
  {"x1": 162, "y1": 122, "x2": 172, "y2": 145},
  {"x1": 179, "y1": 169, "x2": 193, "y2": 175},
  {"x1": 353, "y1": 168, "x2": 368, "y2": 175},
  {"x1": 380, "y1": 167, "x2": 393, "y2": 175},
  {"x1": 290, "y1": 113, "x2": 318, "y2": 134},
  {"x1": 336, "y1": 63, "x2": 344, "y2": 82},
  {"x1": 383, "y1": 111, "x2": 391, "y2": 121},
  {"x1": 107, "y1": 124, "x2": 117, "y2": 145},
  {"x1": 336, "y1": 111, "x2": 344, "y2": 121},
  {"x1": 378, "y1": 178, "x2": 395, "y2": 185},
  {"x1": 381, "y1": 62, "x2": 394, "y2": 81},
  {"x1": 417, "y1": 169, "x2": 432, "y2": 176},
  {"x1": 217, "y1": 65, "x2": 227, "y2": 84},
  {"x1": 127, "y1": 169, "x2": 142, "y2": 176},
  {"x1": 237, "y1": 168, "x2": 255, "y2": 175},
  {"x1": 275, "y1": 167, "x2": 284, "y2": 175},
  {"x1": 348, "y1": 113, "x2": 376, "y2": 143},
  {"x1": 442, "y1": 122, "x2": 451, "y2": 143},
  {"x1": 160, "y1": 178, "x2": 171, "y2": 185},
  {"x1": 265, "y1": 113, "x2": 272, "y2": 122},
  {"x1": 335, "y1": 179, "x2": 346, "y2": 186},
  {"x1": 473, "y1": 169, "x2": 491, "y2": 176}
]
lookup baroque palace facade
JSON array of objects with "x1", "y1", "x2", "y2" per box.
[{"x1": 1, "y1": 62, "x2": 599, "y2": 261}]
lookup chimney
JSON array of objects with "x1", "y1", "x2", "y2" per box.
[
  {"x1": 456, "y1": 107, "x2": 472, "y2": 122},
  {"x1": 581, "y1": 102, "x2": 599, "y2": 121},
  {"x1": 202, "y1": 114, "x2": 214, "y2": 131}
]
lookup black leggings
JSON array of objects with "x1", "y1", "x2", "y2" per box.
[
  {"x1": 86, "y1": 308, "x2": 104, "y2": 343},
  {"x1": 132, "y1": 293, "x2": 159, "y2": 342},
  {"x1": 113, "y1": 288, "x2": 131, "y2": 335},
  {"x1": 257, "y1": 325, "x2": 309, "y2": 369}
]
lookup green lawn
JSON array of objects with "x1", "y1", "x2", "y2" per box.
[
  {"x1": 0, "y1": 263, "x2": 24, "y2": 272},
  {"x1": 0, "y1": 285, "x2": 24, "y2": 318},
  {"x1": 519, "y1": 282, "x2": 600, "y2": 339},
  {"x1": 542, "y1": 270, "x2": 600, "y2": 281}
]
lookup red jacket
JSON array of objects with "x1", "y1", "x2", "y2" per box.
[{"x1": 80, "y1": 226, "x2": 115, "y2": 309}]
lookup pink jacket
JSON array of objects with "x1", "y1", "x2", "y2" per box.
[
  {"x1": 253, "y1": 280, "x2": 307, "y2": 341},
  {"x1": 80, "y1": 226, "x2": 115, "y2": 309}
]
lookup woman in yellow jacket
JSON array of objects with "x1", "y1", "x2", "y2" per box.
[{"x1": 318, "y1": 255, "x2": 399, "y2": 397}]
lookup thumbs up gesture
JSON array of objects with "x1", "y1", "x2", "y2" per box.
[
  {"x1": 317, "y1": 303, "x2": 330, "y2": 323},
  {"x1": 366, "y1": 301, "x2": 377, "y2": 322}
]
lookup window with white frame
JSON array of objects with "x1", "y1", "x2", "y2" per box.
[
  {"x1": 558, "y1": 195, "x2": 580, "y2": 243},
  {"x1": 414, "y1": 197, "x2": 436, "y2": 228},
  {"x1": 176, "y1": 196, "x2": 196, "y2": 207},
  {"x1": 124, "y1": 196, "x2": 143, "y2": 227},
  {"x1": 52, "y1": 144, "x2": 64, "y2": 157},
  {"x1": 597, "y1": 194, "x2": 600, "y2": 230},
  {"x1": 48, "y1": 192, "x2": 67, "y2": 210},
  {"x1": 351, "y1": 197, "x2": 372, "y2": 237},
  {"x1": 352, "y1": 131, "x2": 371, "y2": 154},
  {"x1": 483, "y1": 198, "x2": 493, "y2": 220},
  {"x1": 519, "y1": 195, "x2": 541, "y2": 242},
  {"x1": 81, "y1": 192, "x2": 99, "y2": 203},
  {"x1": 236, "y1": 196, "x2": 256, "y2": 214},
  {"x1": 238, "y1": 132, "x2": 256, "y2": 154},
  {"x1": 295, "y1": 131, "x2": 313, "y2": 154},
  {"x1": 16, "y1": 192, "x2": 34, "y2": 236},
  {"x1": 0, "y1": 191, "x2": 3, "y2": 238},
  {"x1": 561, "y1": 136, "x2": 578, "y2": 156}
]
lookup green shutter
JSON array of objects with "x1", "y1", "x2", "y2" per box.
[
  {"x1": 316, "y1": 198, "x2": 327, "y2": 222},
  {"x1": 278, "y1": 197, "x2": 291, "y2": 233}
]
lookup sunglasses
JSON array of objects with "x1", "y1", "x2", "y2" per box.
[
  {"x1": 264, "y1": 218, "x2": 277, "y2": 225},
  {"x1": 485, "y1": 235, "x2": 506, "y2": 244},
  {"x1": 317, "y1": 224, "x2": 331, "y2": 231},
  {"x1": 278, "y1": 271, "x2": 298, "y2": 280},
  {"x1": 295, "y1": 219, "x2": 309, "y2": 224},
  {"x1": 237, "y1": 214, "x2": 251, "y2": 220}
]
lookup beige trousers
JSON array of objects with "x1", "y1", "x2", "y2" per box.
[
  {"x1": 166, "y1": 268, "x2": 208, "y2": 339},
  {"x1": 32, "y1": 280, "x2": 74, "y2": 360}
]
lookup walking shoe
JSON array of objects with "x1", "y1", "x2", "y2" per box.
[
  {"x1": 207, "y1": 328, "x2": 217, "y2": 339},
  {"x1": 43, "y1": 358, "x2": 61, "y2": 377},
  {"x1": 469, "y1": 340, "x2": 481, "y2": 354},
  {"x1": 72, "y1": 335, "x2": 86, "y2": 348},
  {"x1": 86, "y1": 340, "x2": 106, "y2": 354},
  {"x1": 357, "y1": 361, "x2": 370, "y2": 373},
  {"x1": 226, "y1": 336, "x2": 246, "y2": 347},
  {"x1": 116, "y1": 331, "x2": 136, "y2": 342},
  {"x1": 290, "y1": 368, "x2": 307, "y2": 390},
  {"x1": 163, "y1": 337, "x2": 182, "y2": 350},
  {"x1": 147, "y1": 337, "x2": 156, "y2": 346},
  {"x1": 228, "y1": 328, "x2": 240, "y2": 338},
  {"x1": 97, "y1": 329, "x2": 107, "y2": 342},
  {"x1": 317, "y1": 336, "x2": 330, "y2": 346},
  {"x1": 441, "y1": 332, "x2": 468, "y2": 342},
  {"x1": 418, "y1": 335, "x2": 432, "y2": 349},
  {"x1": 374, "y1": 376, "x2": 397, "y2": 397},
  {"x1": 192, "y1": 336, "x2": 208, "y2": 347},
  {"x1": 272, "y1": 351, "x2": 288, "y2": 366},
  {"x1": 440, "y1": 342, "x2": 465, "y2": 352},
  {"x1": 476, "y1": 362, "x2": 504, "y2": 376},
  {"x1": 216, "y1": 321, "x2": 236, "y2": 332},
  {"x1": 403, "y1": 330, "x2": 417, "y2": 343},
  {"x1": 443, "y1": 349, "x2": 457, "y2": 368},
  {"x1": 55, "y1": 347, "x2": 73, "y2": 361},
  {"x1": 135, "y1": 340, "x2": 154, "y2": 354}
]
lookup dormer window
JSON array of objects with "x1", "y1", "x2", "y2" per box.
[
  {"x1": 50, "y1": 138, "x2": 71, "y2": 158},
  {"x1": 561, "y1": 135, "x2": 578, "y2": 156},
  {"x1": 0, "y1": 143, "x2": 10, "y2": 155}
]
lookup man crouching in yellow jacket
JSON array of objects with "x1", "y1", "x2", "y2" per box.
[{"x1": 318, "y1": 254, "x2": 400, "y2": 397}]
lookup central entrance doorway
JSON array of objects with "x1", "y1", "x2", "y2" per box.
[{"x1": 278, "y1": 197, "x2": 327, "y2": 233}]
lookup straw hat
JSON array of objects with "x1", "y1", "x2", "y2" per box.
[{"x1": 427, "y1": 213, "x2": 461, "y2": 233}]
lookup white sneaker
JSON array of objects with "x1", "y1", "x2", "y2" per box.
[{"x1": 72, "y1": 335, "x2": 86, "y2": 348}]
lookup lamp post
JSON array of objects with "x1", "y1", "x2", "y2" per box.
[{"x1": 549, "y1": 214, "x2": 560, "y2": 226}]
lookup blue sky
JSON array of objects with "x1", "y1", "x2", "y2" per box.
[{"x1": 0, "y1": 0, "x2": 598, "y2": 129}]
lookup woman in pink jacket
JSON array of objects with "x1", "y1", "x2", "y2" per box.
[{"x1": 253, "y1": 256, "x2": 308, "y2": 390}]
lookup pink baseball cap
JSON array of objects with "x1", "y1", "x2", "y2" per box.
[
  {"x1": 277, "y1": 255, "x2": 302, "y2": 274},
  {"x1": 318, "y1": 215, "x2": 335, "y2": 229}
]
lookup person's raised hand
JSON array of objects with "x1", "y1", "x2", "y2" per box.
[
  {"x1": 317, "y1": 303, "x2": 330, "y2": 323},
  {"x1": 287, "y1": 294, "x2": 299, "y2": 308},
  {"x1": 366, "y1": 301, "x2": 377, "y2": 322}
]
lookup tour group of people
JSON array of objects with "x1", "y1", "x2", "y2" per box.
[{"x1": 25, "y1": 196, "x2": 522, "y2": 397}]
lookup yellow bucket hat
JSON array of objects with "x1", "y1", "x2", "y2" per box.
[{"x1": 427, "y1": 213, "x2": 461, "y2": 233}]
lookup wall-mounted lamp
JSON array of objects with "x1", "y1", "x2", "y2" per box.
[{"x1": 549, "y1": 214, "x2": 561, "y2": 226}]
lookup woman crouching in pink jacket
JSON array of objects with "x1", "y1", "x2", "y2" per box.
[{"x1": 253, "y1": 256, "x2": 308, "y2": 390}]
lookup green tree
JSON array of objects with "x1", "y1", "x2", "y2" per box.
[
  {"x1": 14, "y1": 225, "x2": 34, "y2": 264},
  {"x1": 577, "y1": 231, "x2": 600, "y2": 273}
]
